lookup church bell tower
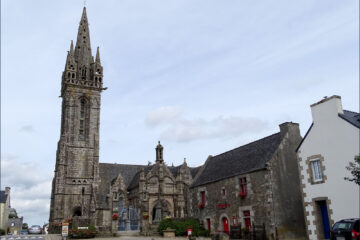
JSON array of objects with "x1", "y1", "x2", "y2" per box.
[{"x1": 49, "y1": 7, "x2": 104, "y2": 224}]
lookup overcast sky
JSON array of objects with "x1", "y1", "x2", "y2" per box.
[{"x1": 1, "y1": 0, "x2": 359, "y2": 226}]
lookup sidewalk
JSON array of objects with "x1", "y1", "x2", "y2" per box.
[{"x1": 46, "y1": 235, "x2": 210, "y2": 240}]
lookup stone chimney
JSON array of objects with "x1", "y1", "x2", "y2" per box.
[
  {"x1": 310, "y1": 95, "x2": 343, "y2": 124},
  {"x1": 5, "y1": 187, "x2": 10, "y2": 195},
  {"x1": 279, "y1": 122, "x2": 300, "y2": 138}
]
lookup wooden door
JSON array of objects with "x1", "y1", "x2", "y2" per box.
[{"x1": 222, "y1": 217, "x2": 229, "y2": 235}]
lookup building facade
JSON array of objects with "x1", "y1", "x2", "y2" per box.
[
  {"x1": 190, "y1": 123, "x2": 307, "y2": 240},
  {"x1": 297, "y1": 95, "x2": 360, "y2": 240},
  {"x1": 0, "y1": 187, "x2": 11, "y2": 234},
  {"x1": 50, "y1": 7, "x2": 307, "y2": 238}
]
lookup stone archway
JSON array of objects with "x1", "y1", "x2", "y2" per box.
[
  {"x1": 151, "y1": 200, "x2": 171, "y2": 224},
  {"x1": 73, "y1": 206, "x2": 82, "y2": 217}
]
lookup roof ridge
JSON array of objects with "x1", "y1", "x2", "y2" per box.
[
  {"x1": 99, "y1": 162, "x2": 145, "y2": 167},
  {"x1": 212, "y1": 132, "x2": 281, "y2": 158},
  {"x1": 343, "y1": 109, "x2": 359, "y2": 114}
]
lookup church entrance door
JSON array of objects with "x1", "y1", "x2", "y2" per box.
[{"x1": 118, "y1": 207, "x2": 139, "y2": 231}]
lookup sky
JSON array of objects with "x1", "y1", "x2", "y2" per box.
[{"x1": 1, "y1": 0, "x2": 359, "y2": 227}]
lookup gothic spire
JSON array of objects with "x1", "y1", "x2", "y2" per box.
[
  {"x1": 70, "y1": 40, "x2": 74, "y2": 55},
  {"x1": 95, "y1": 46, "x2": 101, "y2": 63},
  {"x1": 74, "y1": 7, "x2": 92, "y2": 66}
]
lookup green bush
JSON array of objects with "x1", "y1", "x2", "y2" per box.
[{"x1": 158, "y1": 218, "x2": 208, "y2": 236}]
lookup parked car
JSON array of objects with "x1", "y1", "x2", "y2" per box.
[
  {"x1": 331, "y1": 218, "x2": 360, "y2": 240},
  {"x1": 28, "y1": 225, "x2": 42, "y2": 234},
  {"x1": 20, "y1": 230, "x2": 28, "y2": 235}
]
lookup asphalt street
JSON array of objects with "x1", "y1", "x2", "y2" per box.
[{"x1": 0, "y1": 235, "x2": 45, "y2": 240}]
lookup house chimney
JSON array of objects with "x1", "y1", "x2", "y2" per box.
[
  {"x1": 5, "y1": 187, "x2": 10, "y2": 195},
  {"x1": 279, "y1": 122, "x2": 300, "y2": 138},
  {"x1": 310, "y1": 95, "x2": 343, "y2": 124}
]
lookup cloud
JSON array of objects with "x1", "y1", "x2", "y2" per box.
[
  {"x1": 145, "y1": 106, "x2": 182, "y2": 127},
  {"x1": 1, "y1": 154, "x2": 52, "y2": 225},
  {"x1": 146, "y1": 107, "x2": 268, "y2": 142},
  {"x1": 19, "y1": 125, "x2": 34, "y2": 132}
]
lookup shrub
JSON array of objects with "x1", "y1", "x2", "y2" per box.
[
  {"x1": 158, "y1": 218, "x2": 207, "y2": 236},
  {"x1": 69, "y1": 225, "x2": 96, "y2": 239},
  {"x1": 48, "y1": 222, "x2": 62, "y2": 234}
]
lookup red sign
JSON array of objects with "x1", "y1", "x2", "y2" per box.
[
  {"x1": 187, "y1": 227, "x2": 193, "y2": 239},
  {"x1": 216, "y1": 203, "x2": 230, "y2": 209}
]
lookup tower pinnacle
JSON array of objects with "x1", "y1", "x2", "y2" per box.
[
  {"x1": 74, "y1": 7, "x2": 92, "y2": 66},
  {"x1": 96, "y1": 46, "x2": 101, "y2": 63}
]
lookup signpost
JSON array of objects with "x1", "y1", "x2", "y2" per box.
[
  {"x1": 187, "y1": 227, "x2": 193, "y2": 240},
  {"x1": 62, "y1": 222, "x2": 69, "y2": 240}
]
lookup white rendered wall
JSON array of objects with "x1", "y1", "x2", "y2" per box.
[{"x1": 298, "y1": 96, "x2": 360, "y2": 240}]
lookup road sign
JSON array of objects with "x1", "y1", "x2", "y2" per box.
[{"x1": 62, "y1": 223, "x2": 69, "y2": 237}]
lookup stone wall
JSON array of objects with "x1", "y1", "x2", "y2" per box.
[{"x1": 189, "y1": 170, "x2": 271, "y2": 234}]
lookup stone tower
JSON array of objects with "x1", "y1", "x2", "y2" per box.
[{"x1": 49, "y1": 7, "x2": 104, "y2": 225}]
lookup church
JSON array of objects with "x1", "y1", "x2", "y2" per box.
[
  {"x1": 50, "y1": 8, "x2": 306, "y2": 239},
  {"x1": 49, "y1": 7, "x2": 199, "y2": 234}
]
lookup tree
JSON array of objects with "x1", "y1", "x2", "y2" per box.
[{"x1": 344, "y1": 155, "x2": 360, "y2": 185}]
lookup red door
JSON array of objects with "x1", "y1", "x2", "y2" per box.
[{"x1": 222, "y1": 217, "x2": 229, "y2": 235}]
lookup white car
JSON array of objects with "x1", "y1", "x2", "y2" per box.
[{"x1": 28, "y1": 225, "x2": 42, "y2": 234}]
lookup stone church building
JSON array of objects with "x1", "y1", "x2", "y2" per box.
[
  {"x1": 50, "y1": 8, "x2": 306, "y2": 239},
  {"x1": 49, "y1": 7, "x2": 200, "y2": 233}
]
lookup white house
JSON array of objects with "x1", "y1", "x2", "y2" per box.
[{"x1": 297, "y1": 95, "x2": 360, "y2": 240}]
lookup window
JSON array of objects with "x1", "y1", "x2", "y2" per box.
[
  {"x1": 243, "y1": 210, "x2": 251, "y2": 229},
  {"x1": 311, "y1": 159, "x2": 323, "y2": 181},
  {"x1": 239, "y1": 177, "x2": 247, "y2": 197},
  {"x1": 222, "y1": 188, "x2": 226, "y2": 196},
  {"x1": 207, "y1": 218, "x2": 211, "y2": 231},
  {"x1": 201, "y1": 191, "x2": 206, "y2": 205}
]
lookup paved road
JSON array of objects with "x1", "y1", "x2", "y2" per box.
[{"x1": 0, "y1": 235, "x2": 45, "y2": 240}]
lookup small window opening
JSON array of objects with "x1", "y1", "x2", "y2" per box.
[
  {"x1": 72, "y1": 73, "x2": 75, "y2": 78},
  {"x1": 82, "y1": 68, "x2": 86, "y2": 80},
  {"x1": 82, "y1": 187, "x2": 85, "y2": 195},
  {"x1": 222, "y1": 188, "x2": 226, "y2": 196},
  {"x1": 73, "y1": 207, "x2": 82, "y2": 217}
]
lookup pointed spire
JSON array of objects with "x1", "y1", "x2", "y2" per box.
[
  {"x1": 70, "y1": 40, "x2": 74, "y2": 55},
  {"x1": 74, "y1": 7, "x2": 92, "y2": 67},
  {"x1": 96, "y1": 46, "x2": 101, "y2": 63}
]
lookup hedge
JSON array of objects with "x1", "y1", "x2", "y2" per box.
[{"x1": 158, "y1": 218, "x2": 209, "y2": 237}]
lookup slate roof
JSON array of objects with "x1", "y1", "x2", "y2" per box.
[
  {"x1": 339, "y1": 110, "x2": 360, "y2": 129},
  {"x1": 191, "y1": 132, "x2": 283, "y2": 188},
  {"x1": 0, "y1": 191, "x2": 7, "y2": 203},
  {"x1": 97, "y1": 163, "x2": 145, "y2": 208},
  {"x1": 127, "y1": 165, "x2": 153, "y2": 190},
  {"x1": 190, "y1": 166, "x2": 202, "y2": 178}
]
